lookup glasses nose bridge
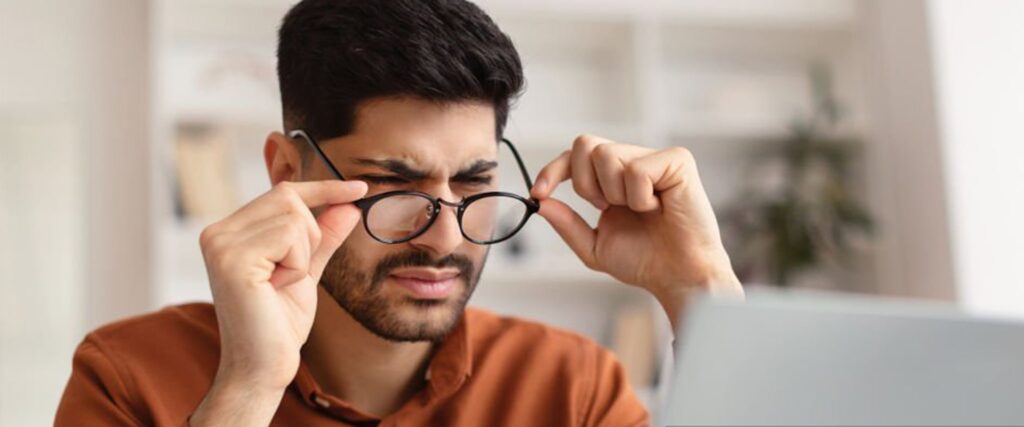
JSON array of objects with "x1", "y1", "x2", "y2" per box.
[
  {"x1": 435, "y1": 197, "x2": 464, "y2": 209},
  {"x1": 422, "y1": 197, "x2": 465, "y2": 233},
  {"x1": 416, "y1": 196, "x2": 463, "y2": 245}
]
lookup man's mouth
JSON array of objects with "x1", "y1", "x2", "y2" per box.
[{"x1": 388, "y1": 268, "x2": 460, "y2": 299}]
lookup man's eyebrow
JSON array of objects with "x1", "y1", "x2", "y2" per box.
[
  {"x1": 452, "y1": 160, "x2": 498, "y2": 180},
  {"x1": 351, "y1": 158, "x2": 497, "y2": 181},
  {"x1": 352, "y1": 158, "x2": 429, "y2": 180}
]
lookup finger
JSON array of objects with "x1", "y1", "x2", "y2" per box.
[
  {"x1": 309, "y1": 203, "x2": 363, "y2": 277},
  {"x1": 622, "y1": 147, "x2": 700, "y2": 212},
  {"x1": 569, "y1": 136, "x2": 610, "y2": 210},
  {"x1": 230, "y1": 180, "x2": 368, "y2": 228},
  {"x1": 267, "y1": 240, "x2": 310, "y2": 289},
  {"x1": 285, "y1": 180, "x2": 368, "y2": 208},
  {"x1": 230, "y1": 208, "x2": 322, "y2": 260},
  {"x1": 529, "y1": 136, "x2": 612, "y2": 209},
  {"x1": 591, "y1": 143, "x2": 628, "y2": 206},
  {"x1": 537, "y1": 197, "x2": 598, "y2": 269},
  {"x1": 237, "y1": 217, "x2": 311, "y2": 288},
  {"x1": 622, "y1": 157, "x2": 661, "y2": 212},
  {"x1": 531, "y1": 150, "x2": 570, "y2": 199},
  {"x1": 632, "y1": 147, "x2": 694, "y2": 192}
]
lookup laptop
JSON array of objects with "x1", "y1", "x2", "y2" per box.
[{"x1": 658, "y1": 290, "x2": 1024, "y2": 426}]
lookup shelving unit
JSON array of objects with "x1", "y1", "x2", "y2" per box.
[{"x1": 150, "y1": 0, "x2": 870, "y2": 406}]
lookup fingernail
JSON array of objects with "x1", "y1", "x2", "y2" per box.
[
  {"x1": 345, "y1": 180, "x2": 368, "y2": 192},
  {"x1": 533, "y1": 178, "x2": 548, "y2": 195}
]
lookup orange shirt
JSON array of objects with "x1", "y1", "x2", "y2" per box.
[{"x1": 55, "y1": 303, "x2": 650, "y2": 426}]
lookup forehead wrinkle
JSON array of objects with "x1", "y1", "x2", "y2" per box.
[
  {"x1": 349, "y1": 152, "x2": 496, "y2": 181},
  {"x1": 454, "y1": 159, "x2": 498, "y2": 177},
  {"x1": 352, "y1": 158, "x2": 429, "y2": 180}
]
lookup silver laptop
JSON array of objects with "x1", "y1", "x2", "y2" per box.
[{"x1": 659, "y1": 290, "x2": 1024, "y2": 426}]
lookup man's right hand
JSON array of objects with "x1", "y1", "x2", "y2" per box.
[{"x1": 190, "y1": 180, "x2": 367, "y2": 426}]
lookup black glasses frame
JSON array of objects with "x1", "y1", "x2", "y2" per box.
[{"x1": 287, "y1": 129, "x2": 540, "y2": 245}]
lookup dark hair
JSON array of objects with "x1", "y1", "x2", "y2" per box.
[{"x1": 277, "y1": 0, "x2": 524, "y2": 143}]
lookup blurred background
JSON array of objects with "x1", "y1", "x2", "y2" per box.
[{"x1": 1, "y1": 0, "x2": 1022, "y2": 424}]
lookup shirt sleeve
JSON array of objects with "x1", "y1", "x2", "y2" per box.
[
  {"x1": 54, "y1": 335, "x2": 147, "y2": 426},
  {"x1": 580, "y1": 346, "x2": 651, "y2": 427}
]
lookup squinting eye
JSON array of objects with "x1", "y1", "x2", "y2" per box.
[{"x1": 458, "y1": 176, "x2": 493, "y2": 186}]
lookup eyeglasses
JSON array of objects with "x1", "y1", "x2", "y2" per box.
[{"x1": 288, "y1": 130, "x2": 539, "y2": 245}]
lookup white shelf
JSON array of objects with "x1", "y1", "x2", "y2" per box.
[
  {"x1": 159, "y1": 0, "x2": 289, "y2": 47},
  {"x1": 159, "y1": 44, "x2": 280, "y2": 126},
  {"x1": 498, "y1": 16, "x2": 640, "y2": 130},
  {"x1": 477, "y1": 0, "x2": 857, "y2": 29},
  {"x1": 668, "y1": 120, "x2": 791, "y2": 142},
  {"x1": 167, "y1": 0, "x2": 858, "y2": 32},
  {"x1": 502, "y1": 121, "x2": 644, "y2": 150}
]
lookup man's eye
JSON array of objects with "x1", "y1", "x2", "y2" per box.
[
  {"x1": 457, "y1": 176, "x2": 493, "y2": 186},
  {"x1": 362, "y1": 175, "x2": 408, "y2": 185}
]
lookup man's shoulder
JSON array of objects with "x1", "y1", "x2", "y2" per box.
[
  {"x1": 88, "y1": 302, "x2": 218, "y2": 344},
  {"x1": 61, "y1": 303, "x2": 221, "y2": 424},
  {"x1": 81, "y1": 302, "x2": 220, "y2": 370}
]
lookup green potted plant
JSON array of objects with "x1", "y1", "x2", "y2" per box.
[{"x1": 722, "y1": 66, "x2": 874, "y2": 287}]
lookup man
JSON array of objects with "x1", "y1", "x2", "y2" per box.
[{"x1": 56, "y1": 0, "x2": 742, "y2": 425}]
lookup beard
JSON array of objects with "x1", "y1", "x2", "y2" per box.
[{"x1": 319, "y1": 244, "x2": 485, "y2": 343}]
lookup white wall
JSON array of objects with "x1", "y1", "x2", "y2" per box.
[
  {"x1": 0, "y1": 0, "x2": 152, "y2": 423},
  {"x1": 79, "y1": 0, "x2": 154, "y2": 328},
  {"x1": 860, "y1": 0, "x2": 957, "y2": 300},
  {"x1": 928, "y1": 0, "x2": 1024, "y2": 317},
  {"x1": 0, "y1": 2, "x2": 90, "y2": 424},
  {"x1": 0, "y1": 0, "x2": 153, "y2": 328}
]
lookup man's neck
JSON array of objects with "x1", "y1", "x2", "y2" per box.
[{"x1": 302, "y1": 286, "x2": 434, "y2": 417}]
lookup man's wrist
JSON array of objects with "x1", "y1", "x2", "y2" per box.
[
  {"x1": 190, "y1": 372, "x2": 286, "y2": 427},
  {"x1": 651, "y1": 266, "x2": 744, "y2": 333}
]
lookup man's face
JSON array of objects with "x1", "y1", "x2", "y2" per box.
[{"x1": 306, "y1": 97, "x2": 497, "y2": 342}]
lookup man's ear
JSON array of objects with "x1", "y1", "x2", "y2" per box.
[{"x1": 264, "y1": 131, "x2": 302, "y2": 185}]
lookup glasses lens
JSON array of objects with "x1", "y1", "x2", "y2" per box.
[
  {"x1": 365, "y1": 194, "x2": 435, "y2": 242},
  {"x1": 461, "y1": 194, "x2": 529, "y2": 243}
]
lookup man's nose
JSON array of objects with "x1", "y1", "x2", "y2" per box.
[{"x1": 407, "y1": 190, "x2": 464, "y2": 256}]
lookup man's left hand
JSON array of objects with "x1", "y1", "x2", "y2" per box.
[{"x1": 531, "y1": 134, "x2": 744, "y2": 330}]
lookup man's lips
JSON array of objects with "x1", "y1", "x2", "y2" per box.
[{"x1": 388, "y1": 268, "x2": 460, "y2": 299}]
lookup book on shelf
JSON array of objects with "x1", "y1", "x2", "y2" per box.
[
  {"x1": 610, "y1": 301, "x2": 658, "y2": 388},
  {"x1": 173, "y1": 123, "x2": 239, "y2": 222}
]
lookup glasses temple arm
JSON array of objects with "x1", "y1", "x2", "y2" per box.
[
  {"x1": 288, "y1": 129, "x2": 347, "y2": 181},
  {"x1": 500, "y1": 138, "x2": 534, "y2": 191}
]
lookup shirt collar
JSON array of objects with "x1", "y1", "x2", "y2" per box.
[
  {"x1": 425, "y1": 310, "x2": 473, "y2": 400},
  {"x1": 292, "y1": 310, "x2": 473, "y2": 419}
]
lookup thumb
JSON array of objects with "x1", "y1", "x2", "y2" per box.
[
  {"x1": 310, "y1": 203, "x2": 362, "y2": 277},
  {"x1": 538, "y1": 197, "x2": 598, "y2": 269}
]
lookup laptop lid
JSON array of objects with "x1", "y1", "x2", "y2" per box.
[{"x1": 660, "y1": 291, "x2": 1024, "y2": 425}]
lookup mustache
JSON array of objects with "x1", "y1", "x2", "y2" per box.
[{"x1": 370, "y1": 249, "x2": 476, "y2": 288}]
